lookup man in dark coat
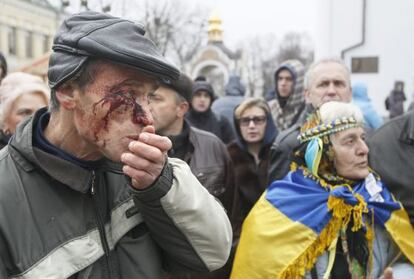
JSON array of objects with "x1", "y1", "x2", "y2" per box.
[
  {"x1": 186, "y1": 80, "x2": 235, "y2": 144},
  {"x1": 385, "y1": 81, "x2": 406, "y2": 119},
  {"x1": 150, "y1": 73, "x2": 236, "y2": 279},
  {"x1": 368, "y1": 111, "x2": 414, "y2": 226}
]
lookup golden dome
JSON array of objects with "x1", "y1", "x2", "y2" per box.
[{"x1": 208, "y1": 9, "x2": 223, "y2": 43}]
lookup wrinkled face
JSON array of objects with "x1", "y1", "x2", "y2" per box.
[
  {"x1": 238, "y1": 106, "x2": 267, "y2": 144},
  {"x1": 4, "y1": 91, "x2": 48, "y2": 134},
  {"x1": 305, "y1": 62, "x2": 352, "y2": 108},
  {"x1": 192, "y1": 90, "x2": 211, "y2": 112},
  {"x1": 70, "y1": 62, "x2": 157, "y2": 162},
  {"x1": 330, "y1": 127, "x2": 369, "y2": 180},
  {"x1": 149, "y1": 86, "x2": 185, "y2": 136},
  {"x1": 277, "y1": 69, "x2": 294, "y2": 97}
]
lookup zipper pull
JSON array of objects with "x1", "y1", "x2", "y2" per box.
[{"x1": 90, "y1": 171, "x2": 96, "y2": 195}]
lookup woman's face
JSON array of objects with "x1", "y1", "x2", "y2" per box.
[
  {"x1": 330, "y1": 127, "x2": 369, "y2": 180},
  {"x1": 3, "y1": 91, "x2": 48, "y2": 134},
  {"x1": 238, "y1": 106, "x2": 267, "y2": 144}
]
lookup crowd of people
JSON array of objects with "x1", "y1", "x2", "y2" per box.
[{"x1": 0, "y1": 11, "x2": 413, "y2": 279}]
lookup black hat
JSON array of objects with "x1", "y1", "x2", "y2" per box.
[
  {"x1": 192, "y1": 81, "x2": 215, "y2": 100},
  {"x1": 48, "y1": 11, "x2": 180, "y2": 89},
  {"x1": 162, "y1": 74, "x2": 193, "y2": 102}
]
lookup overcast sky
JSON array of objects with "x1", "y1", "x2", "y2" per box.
[
  {"x1": 57, "y1": 0, "x2": 318, "y2": 48},
  {"x1": 202, "y1": 0, "x2": 318, "y2": 48}
]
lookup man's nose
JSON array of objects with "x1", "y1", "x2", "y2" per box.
[{"x1": 142, "y1": 103, "x2": 154, "y2": 125}]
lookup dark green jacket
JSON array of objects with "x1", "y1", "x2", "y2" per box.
[{"x1": 0, "y1": 110, "x2": 232, "y2": 279}]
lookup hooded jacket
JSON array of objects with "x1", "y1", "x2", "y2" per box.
[
  {"x1": 212, "y1": 75, "x2": 246, "y2": 133},
  {"x1": 187, "y1": 82, "x2": 234, "y2": 144},
  {"x1": 0, "y1": 109, "x2": 232, "y2": 279},
  {"x1": 267, "y1": 60, "x2": 306, "y2": 131},
  {"x1": 352, "y1": 82, "x2": 383, "y2": 131},
  {"x1": 227, "y1": 107, "x2": 278, "y2": 239}
]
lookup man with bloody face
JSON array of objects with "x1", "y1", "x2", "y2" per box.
[{"x1": 0, "y1": 12, "x2": 232, "y2": 279}]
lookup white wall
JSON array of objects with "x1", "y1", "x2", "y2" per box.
[{"x1": 315, "y1": 0, "x2": 414, "y2": 116}]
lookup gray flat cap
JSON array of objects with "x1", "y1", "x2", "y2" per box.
[{"x1": 48, "y1": 11, "x2": 180, "y2": 89}]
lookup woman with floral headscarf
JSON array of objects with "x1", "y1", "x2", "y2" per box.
[{"x1": 231, "y1": 101, "x2": 414, "y2": 279}]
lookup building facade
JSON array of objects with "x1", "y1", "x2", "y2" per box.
[
  {"x1": 315, "y1": 0, "x2": 414, "y2": 115},
  {"x1": 0, "y1": 0, "x2": 60, "y2": 76}
]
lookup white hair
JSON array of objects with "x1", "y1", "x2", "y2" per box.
[
  {"x1": 304, "y1": 57, "x2": 351, "y2": 90},
  {"x1": 319, "y1": 101, "x2": 364, "y2": 124},
  {"x1": 0, "y1": 72, "x2": 50, "y2": 126}
]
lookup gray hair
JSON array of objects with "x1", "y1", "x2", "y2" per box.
[
  {"x1": 49, "y1": 59, "x2": 100, "y2": 112},
  {"x1": 304, "y1": 58, "x2": 351, "y2": 90},
  {"x1": 319, "y1": 101, "x2": 364, "y2": 125},
  {"x1": 0, "y1": 72, "x2": 50, "y2": 126}
]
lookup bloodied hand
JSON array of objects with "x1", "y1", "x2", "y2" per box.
[{"x1": 121, "y1": 125, "x2": 172, "y2": 189}]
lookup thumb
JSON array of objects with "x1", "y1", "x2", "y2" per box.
[{"x1": 142, "y1": 125, "x2": 155, "y2": 134}]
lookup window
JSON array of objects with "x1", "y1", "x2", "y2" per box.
[
  {"x1": 25, "y1": 31, "x2": 33, "y2": 58},
  {"x1": 8, "y1": 27, "x2": 17, "y2": 55},
  {"x1": 351, "y1": 57, "x2": 379, "y2": 73},
  {"x1": 43, "y1": 34, "x2": 50, "y2": 53}
]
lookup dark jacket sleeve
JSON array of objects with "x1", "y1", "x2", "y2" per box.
[
  {"x1": 131, "y1": 158, "x2": 232, "y2": 273},
  {"x1": 267, "y1": 126, "x2": 299, "y2": 182}
]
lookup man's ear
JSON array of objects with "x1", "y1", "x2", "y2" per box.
[
  {"x1": 177, "y1": 101, "x2": 189, "y2": 118},
  {"x1": 55, "y1": 83, "x2": 77, "y2": 110}
]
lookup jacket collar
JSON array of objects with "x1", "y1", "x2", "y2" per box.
[
  {"x1": 10, "y1": 108, "x2": 122, "y2": 193},
  {"x1": 399, "y1": 112, "x2": 414, "y2": 144}
]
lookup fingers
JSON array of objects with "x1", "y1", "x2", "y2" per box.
[
  {"x1": 120, "y1": 125, "x2": 171, "y2": 189},
  {"x1": 384, "y1": 267, "x2": 393, "y2": 279},
  {"x1": 138, "y1": 129, "x2": 172, "y2": 153},
  {"x1": 142, "y1": 125, "x2": 155, "y2": 134}
]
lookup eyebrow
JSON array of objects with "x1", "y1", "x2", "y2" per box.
[{"x1": 108, "y1": 79, "x2": 157, "y2": 93}]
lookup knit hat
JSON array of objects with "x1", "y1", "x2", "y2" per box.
[
  {"x1": 192, "y1": 81, "x2": 216, "y2": 100},
  {"x1": 48, "y1": 11, "x2": 180, "y2": 90},
  {"x1": 161, "y1": 74, "x2": 193, "y2": 102}
]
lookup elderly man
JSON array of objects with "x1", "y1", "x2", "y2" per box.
[
  {"x1": 150, "y1": 73, "x2": 236, "y2": 279},
  {"x1": 0, "y1": 12, "x2": 232, "y2": 279},
  {"x1": 268, "y1": 58, "x2": 353, "y2": 182}
]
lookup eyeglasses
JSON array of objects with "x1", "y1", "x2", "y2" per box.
[{"x1": 238, "y1": 116, "x2": 267, "y2": 126}]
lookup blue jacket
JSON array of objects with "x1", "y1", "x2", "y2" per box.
[{"x1": 352, "y1": 82, "x2": 383, "y2": 130}]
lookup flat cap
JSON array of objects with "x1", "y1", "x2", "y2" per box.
[
  {"x1": 161, "y1": 74, "x2": 193, "y2": 102},
  {"x1": 48, "y1": 11, "x2": 180, "y2": 89}
]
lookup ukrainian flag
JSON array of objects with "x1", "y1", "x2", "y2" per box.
[{"x1": 230, "y1": 169, "x2": 414, "y2": 279}]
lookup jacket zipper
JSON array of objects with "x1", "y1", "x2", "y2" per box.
[{"x1": 90, "y1": 171, "x2": 113, "y2": 278}]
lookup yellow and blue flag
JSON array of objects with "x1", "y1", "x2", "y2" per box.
[{"x1": 230, "y1": 169, "x2": 414, "y2": 279}]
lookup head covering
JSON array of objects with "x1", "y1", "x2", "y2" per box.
[
  {"x1": 48, "y1": 11, "x2": 179, "y2": 90},
  {"x1": 225, "y1": 74, "x2": 245, "y2": 97},
  {"x1": 192, "y1": 81, "x2": 215, "y2": 101},
  {"x1": 161, "y1": 73, "x2": 193, "y2": 102},
  {"x1": 0, "y1": 72, "x2": 50, "y2": 125},
  {"x1": 295, "y1": 102, "x2": 364, "y2": 181},
  {"x1": 268, "y1": 59, "x2": 306, "y2": 131},
  {"x1": 0, "y1": 52, "x2": 7, "y2": 80}
]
